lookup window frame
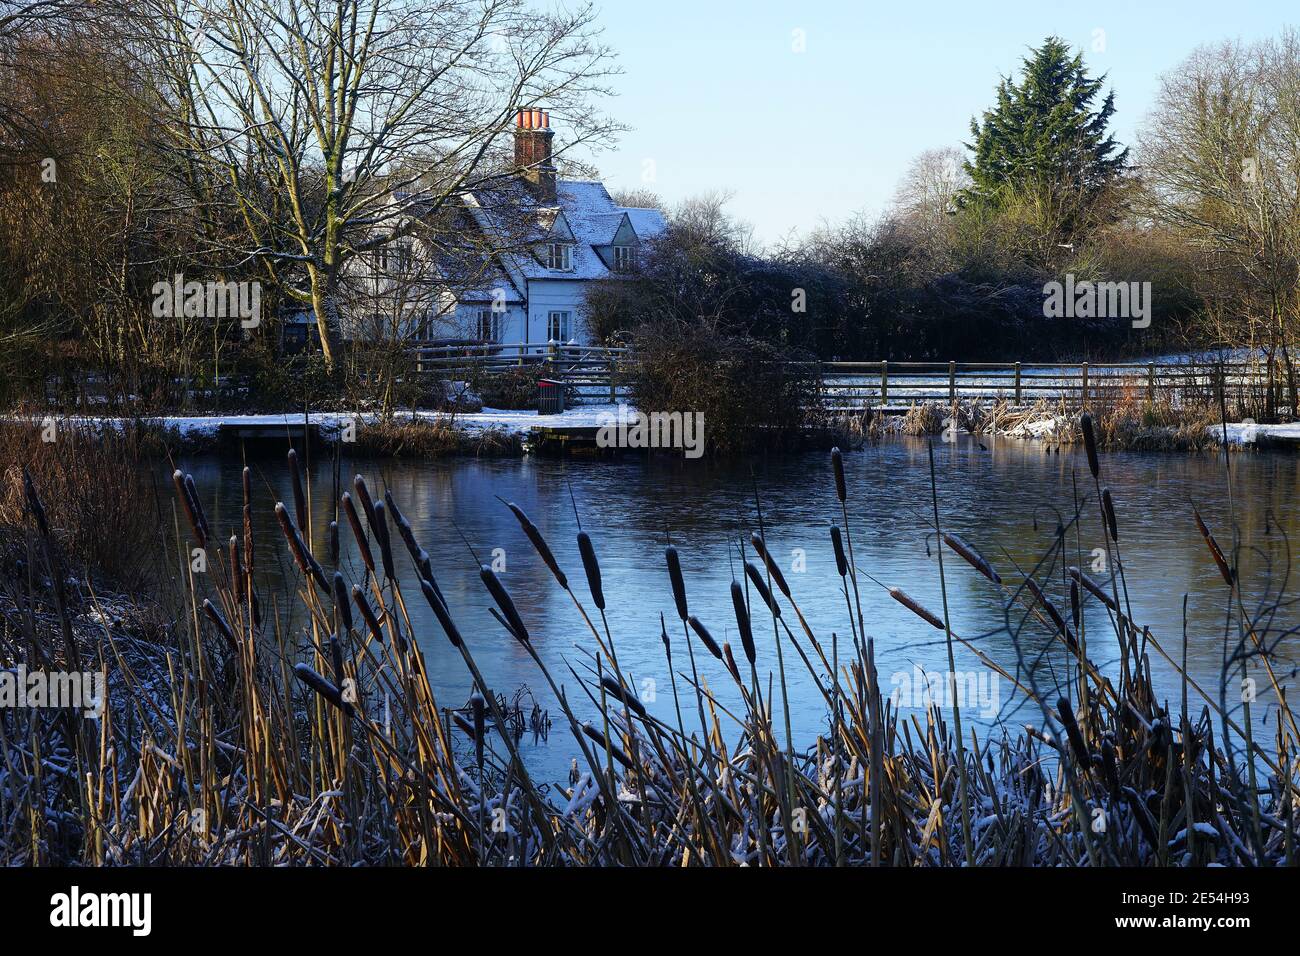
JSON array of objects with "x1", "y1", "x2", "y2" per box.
[
  {"x1": 545, "y1": 242, "x2": 573, "y2": 271},
  {"x1": 476, "y1": 309, "x2": 503, "y2": 343},
  {"x1": 612, "y1": 245, "x2": 635, "y2": 272},
  {"x1": 547, "y1": 310, "x2": 572, "y2": 343}
]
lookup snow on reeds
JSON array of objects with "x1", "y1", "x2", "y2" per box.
[{"x1": 0, "y1": 443, "x2": 1296, "y2": 867}]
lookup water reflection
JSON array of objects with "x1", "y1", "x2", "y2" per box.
[{"x1": 177, "y1": 437, "x2": 1299, "y2": 783}]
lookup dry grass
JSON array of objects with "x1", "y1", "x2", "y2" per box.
[
  {"x1": 0, "y1": 441, "x2": 1295, "y2": 866},
  {"x1": 0, "y1": 418, "x2": 164, "y2": 590}
]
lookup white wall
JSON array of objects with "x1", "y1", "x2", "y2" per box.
[{"x1": 525, "y1": 279, "x2": 590, "y2": 353}]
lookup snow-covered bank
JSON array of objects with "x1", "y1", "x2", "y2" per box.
[{"x1": 3, "y1": 404, "x2": 629, "y2": 441}]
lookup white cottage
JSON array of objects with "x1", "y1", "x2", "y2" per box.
[
  {"x1": 344, "y1": 109, "x2": 665, "y2": 354},
  {"x1": 449, "y1": 109, "x2": 666, "y2": 353}
]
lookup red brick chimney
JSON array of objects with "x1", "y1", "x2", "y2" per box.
[{"x1": 514, "y1": 108, "x2": 556, "y2": 202}]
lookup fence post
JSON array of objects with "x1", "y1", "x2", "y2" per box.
[
  {"x1": 1081, "y1": 362, "x2": 1089, "y2": 408},
  {"x1": 1148, "y1": 363, "x2": 1155, "y2": 402},
  {"x1": 609, "y1": 354, "x2": 617, "y2": 405},
  {"x1": 948, "y1": 360, "x2": 956, "y2": 403},
  {"x1": 1014, "y1": 361, "x2": 1022, "y2": 405},
  {"x1": 880, "y1": 360, "x2": 889, "y2": 406}
]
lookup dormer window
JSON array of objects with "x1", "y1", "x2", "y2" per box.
[
  {"x1": 545, "y1": 242, "x2": 573, "y2": 271},
  {"x1": 612, "y1": 245, "x2": 636, "y2": 272}
]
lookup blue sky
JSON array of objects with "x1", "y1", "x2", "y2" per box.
[{"x1": 578, "y1": 0, "x2": 1294, "y2": 245}]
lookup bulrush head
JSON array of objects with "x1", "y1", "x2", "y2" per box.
[
  {"x1": 888, "y1": 586, "x2": 944, "y2": 630},
  {"x1": 287, "y1": 448, "x2": 307, "y2": 533},
  {"x1": 293, "y1": 663, "x2": 354, "y2": 717},
  {"x1": 731, "y1": 579, "x2": 756, "y2": 664},
  {"x1": 687, "y1": 614, "x2": 723, "y2": 660},
  {"x1": 1080, "y1": 413, "x2": 1100, "y2": 478},
  {"x1": 831, "y1": 447, "x2": 847, "y2": 503},
  {"x1": 340, "y1": 492, "x2": 375, "y2": 574},
  {"x1": 274, "y1": 502, "x2": 329, "y2": 592},
  {"x1": 480, "y1": 564, "x2": 529, "y2": 643},
  {"x1": 505, "y1": 501, "x2": 567, "y2": 589},
  {"x1": 1101, "y1": 489, "x2": 1118, "y2": 542},
  {"x1": 172, "y1": 470, "x2": 206, "y2": 547},
  {"x1": 371, "y1": 500, "x2": 396, "y2": 581},
  {"x1": 665, "y1": 545, "x2": 688, "y2": 621},
  {"x1": 352, "y1": 474, "x2": 379, "y2": 535},
  {"x1": 577, "y1": 531, "x2": 605, "y2": 610},
  {"x1": 332, "y1": 572, "x2": 353, "y2": 632},
  {"x1": 600, "y1": 675, "x2": 647, "y2": 718},
  {"x1": 749, "y1": 533, "x2": 791, "y2": 598},
  {"x1": 744, "y1": 561, "x2": 781, "y2": 619},
  {"x1": 351, "y1": 585, "x2": 385, "y2": 645},
  {"x1": 418, "y1": 577, "x2": 457, "y2": 649},
  {"x1": 829, "y1": 525, "x2": 848, "y2": 577},
  {"x1": 942, "y1": 532, "x2": 1001, "y2": 585},
  {"x1": 202, "y1": 599, "x2": 238, "y2": 651}
]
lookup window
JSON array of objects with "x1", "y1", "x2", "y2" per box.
[
  {"x1": 545, "y1": 242, "x2": 573, "y2": 271},
  {"x1": 547, "y1": 311, "x2": 571, "y2": 343},
  {"x1": 476, "y1": 309, "x2": 503, "y2": 343},
  {"x1": 613, "y1": 245, "x2": 636, "y2": 271}
]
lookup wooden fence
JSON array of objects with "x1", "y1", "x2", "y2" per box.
[{"x1": 410, "y1": 345, "x2": 1283, "y2": 412}]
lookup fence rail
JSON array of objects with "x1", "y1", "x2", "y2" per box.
[{"x1": 408, "y1": 345, "x2": 1287, "y2": 412}]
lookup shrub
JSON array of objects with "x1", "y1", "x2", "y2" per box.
[
  {"x1": 628, "y1": 319, "x2": 824, "y2": 456},
  {"x1": 0, "y1": 420, "x2": 164, "y2": 590}
]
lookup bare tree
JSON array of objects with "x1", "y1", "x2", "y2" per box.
[
  {"x1": 142, "y1": 0, "x2": 620, "y2": 370},
  {"x1": 1141, "y1": 31, "x2": 1300, "y2": 415}
]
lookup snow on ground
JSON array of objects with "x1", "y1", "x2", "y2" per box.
[
  {"x1": 1216, "y1": 421, "x2": 1300, "y2": 445},
  {"x1": 4, "y1": 404, "x2": 632, "y2": 440}
]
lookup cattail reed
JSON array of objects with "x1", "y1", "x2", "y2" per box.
[
  {"x1": 1024, "y1": 577, "x2": 1068, "y2": 639},
  {"x1": 581, "y1": 722, "x2": 632, "y2": 768},
  {"x1": 21, "y1": 468, "x2": 49, "y2": 539},
  {"x1": 1056, "y1": 696, "x2": 1090, "y2": 767},
  {"x1": 293, "y1": 663, "x2": 354, "y2": 717},
  {"x1": 421, "y1": 577, "x2": 461, "y2": 648},
  {"x1": 942, "y1": 532, "x2": 1001, "y2": 584},
  {"x1": 507, "y1": 502, "x2": 568, "y2": 589},
  {"x1": 1193, "y1": 507, "x2": 1233, "y2": 586},
  {"x1": 329, "y1": 634, "x2": 345, "y2": 685},
  {"x1": 687, "y1": 614, "x2": 723, "y2": 660},
  {"x1": 750, "y1": 533, "x2": 791, "y2": 598},
  {"x1": 731, "y1": 579, "x2": 756, "y2": 664},
  {"x1": 831, "y1": 446, "x2": 847, "y2": 503},
  {"x1": 352, "y1": 585, "x2": 385, "y2": 645},
  {"x1": 288, "y1": 448, "x2": 307, "y2": 533},
  {"x1": 577, "y1": 531, "x2": 605, "y2": 610},
  {"x1": 371, "y1": 500, "x2": 396, "y2": 581},
  {"x1": 328, "y1": 520, "x2": 339, "y2": 563},
  {"x1": 600, "y1": 675, "x2": 647, "y2": 718},
  {"x1": 333, "y1": 572, "x2": 353, "y2": 632},
  {"x1": 829, "y1": 525, "x2": 848, "y2": 577},
  {"x1": 722, "y1": 641, "x2": 742, "y2": 682},
  {"x1": 1069, "y1": 565, "x2": 1117, "y2": 611},
  {"x1": 744, "y1": 561, "x2": 781, "y2": 618},
  {"x1": 353, "y1": 474, "x2": 379, "y2": 536},
  {"x1": 1101, "y1": 489, "x2": 1118, "y2": 542},
  {"x1": 202, "y1": 599, "x2": 238, "y2": 650},
  {"x1": 889, "y1": 586, "x2": 944, "y2": 629},
  {"x1": 172, "y1": 470, "x2": 206, "y2": 547},
  {"x1": 341, "y1": 492, "x2": 375, "y2": 574},
  {"x1": 229, "y1": 535, "x2": 243, "y2": 603},
  {"x1": 1080, "y1": 413, "x2": 1100, "y2": 478},
  {"x1": 665, "y1": 545, "x2": 688, "y2": 620},
  {"x1": 480, "y1": 565, "x2": 529, "y2": 643},
  {"x1": 274, "y1": 502, "x2": 329, "y2": 592}
]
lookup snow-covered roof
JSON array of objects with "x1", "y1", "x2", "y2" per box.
[{"x1": 463, "y1": 179, "x2": 667, "y2": 283}]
